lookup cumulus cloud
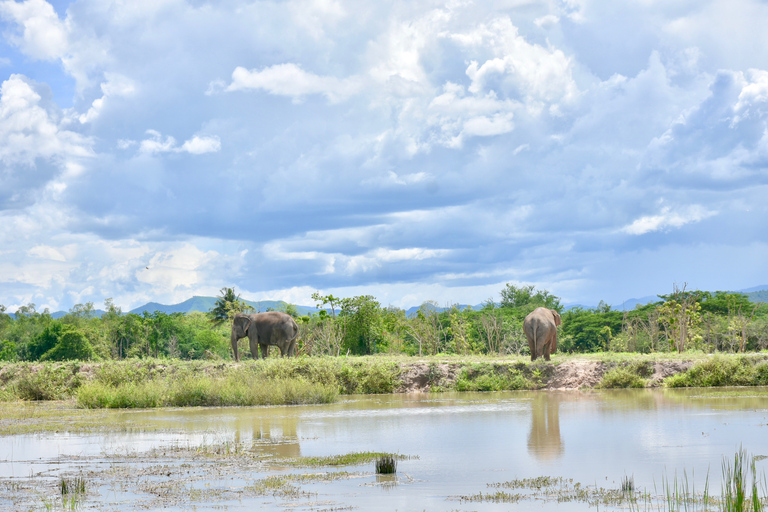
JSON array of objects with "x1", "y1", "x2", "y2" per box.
[
  {"x1": 0, "y1": 75, "x2": 92, "y2": 165},
  {"x1": 0, "y1": 0, "x2": 68, "y2": 60},
  {"x1": 225, "y1": 63, "x2": 363, "y2": 103},
  {"x1": 621, "y1": 205, "x2": 717, "y2": 235},
  {"x1": 2, "y1": 0, "x2": 768, "y2": 312},
  {"x1": 78, "y1": 73, "x2": 136, "y2": 124},
  {"x1": 137, "y1": 130, "x2": 221, "y2": 155}
]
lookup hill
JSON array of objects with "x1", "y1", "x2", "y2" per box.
[{"x1": 129, "y1": 296, "x2": 320, "y2": 317}]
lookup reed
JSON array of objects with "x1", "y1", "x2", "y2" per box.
[{"x1": 375, "y1": 455, "x2": 397, "y2": 474}]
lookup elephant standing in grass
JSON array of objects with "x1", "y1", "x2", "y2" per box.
[
  {"x1": 523, "y1": 307, "x2": 562, "y2": 361},
  {"x1": 231, "y1": 312, "x2": 299, "y2": 362}
]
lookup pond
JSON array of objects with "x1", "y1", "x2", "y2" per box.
[{"x1": 1, "y1": 388, "x2": 767, "y2": 511}]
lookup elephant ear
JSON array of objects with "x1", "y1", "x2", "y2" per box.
[
  {"x1": 233, "y1": 314, "x2": 251, "y2": 334},
  {"x1": 551, "y1": 310, "x2": 562, "y2": 326}
]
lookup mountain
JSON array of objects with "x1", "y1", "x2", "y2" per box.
[{"x1": 129, "y1": 296, "x2": 320, "y2": 317}]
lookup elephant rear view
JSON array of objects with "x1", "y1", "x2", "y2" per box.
[
  {"x1": 231, "y1": 311, "x2": 299, "y2": 361},
  {"x1": 523, "y1": 307, "x2": 562, "y2": 361}
]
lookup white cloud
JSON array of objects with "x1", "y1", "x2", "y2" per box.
[
  {"x1": 0, "y1": 74, "x2": 92, "y2": 165},
  {"x1": 138, "y1": 130, "x2": 221, "y2": 155},
  {"x1": 621, "y1": 205, "x2": 717, "y2": 235},
  {"x1": 181, "y1": 135, "x2": 221, "y2": 154},
  {"x1": 454, "y1": 17, "x2": 579, "y2": 108},
  {"x1": 78, "y1": 73, "x2": 136, "y2": 124},
  {"x1": 0, "y1": 0, "x2": 68, "y2": 60},
  {"x1": 225, "y1": 63, "x2": 363, "y2": 103}
]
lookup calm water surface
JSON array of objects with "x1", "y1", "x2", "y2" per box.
[{"x1": 2, "y1": 388, "x2": 768, "y2": 511}]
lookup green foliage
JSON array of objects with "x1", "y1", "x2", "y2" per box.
[
  {"x1": 76, "y1": 375, "x2": 337, "y2": 408},
  {"x1": 596, "y1": 364, "x2": 648, "y2": 388},
  {"x1": 209, "y1": 287, "x2": 253, "y2": 325},
  {"x1": 664, "y1": 356, "x2": 768, "y2": 387},
  {"x1": 41, "y1": 325, "x2": 95, "y2": 361},
  {"x1": 500, "y1": 284, "x2": 562, "y2": 312},
  {"x1": 560, "y1": 308, "x2": 623, "y2": 353},
  {"x1": 13, "y1": 363, "x2": 83, "y2": 400},
  {"x1": 455, "y1": 363, "x2": 532, "y2": 391}
]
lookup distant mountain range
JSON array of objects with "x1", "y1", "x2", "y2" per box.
[{"x1": 16, "y1": 285, "x2": 768, "y2": 319}]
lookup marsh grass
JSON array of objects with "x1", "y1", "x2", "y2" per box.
[
  {"x1": 665, "y1": 356, "x2": 768, "y2": 388},
  {"x1": 595, "y1": 366, "x2": 648, "y2": 389},
  {"x1": 3, "y1": 353, "x2": 768, "y2": 408},
  {"x1": 76, "y1": 375, "x2": 337, "y2": 408},
  {"x1": 284, "y1": 451, "x2": 412, "y2": 468},
  {"x1": 454, "y1": 363, "x2": 533, "y2": 391},
  {"x1": 375, "y1": 455, "x2": 397, "y2": 474}
]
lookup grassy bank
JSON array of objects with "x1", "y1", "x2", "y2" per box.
[{"x1": 1, "y1": 353, "x2": 768, "y2": 408}]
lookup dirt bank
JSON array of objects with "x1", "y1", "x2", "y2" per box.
[{"x1": 395, "y1": 359, "x2": 696, "y2": 393}]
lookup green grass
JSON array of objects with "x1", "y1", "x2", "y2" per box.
[
  {"x1": 597, "y1": 364, "x2": 649, "y2": 388},
  {"x1": 665, "y1": 356, "x2": 768, "y2": 388},
  {"x1": 2, "y1": 353, "x2": 768, "y2": 408},
  {"x1": 76, "y1": 375, "x2": 338, "y2": 408},
  {"x1": 283, "y1": 451, "x2": 412, "y2": 468},
  {"x1": 454, "y1": 362, "x2": 533, "y2": 391}
]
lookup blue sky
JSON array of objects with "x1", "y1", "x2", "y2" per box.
[{"x1": 1, "y1": 0, "x2": 767, "y2": 313}]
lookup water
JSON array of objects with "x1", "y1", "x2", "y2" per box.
[{"x1": 1, "y1": 388, "x2": 768, "y2": 511}]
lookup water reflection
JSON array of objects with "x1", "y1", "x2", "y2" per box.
[
  {"x1": 527, "y1": 392, "x2": 564, "y2": 460},
  {"x1": 232, "y1": 413, "x2": 301, "y2": 458}
]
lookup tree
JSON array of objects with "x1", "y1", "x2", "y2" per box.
[
  {"x1": 209, "y1": 287, "x2": 253, "y2": 325},
  {"x1": 500, "y1": 284, "x2": 562, "y2": 312},
  {"x1": 39, "y1": 324, "x2": 95, "y2": 361},
  {"x1": 311, "y1": 292, "x2": 345, "y2": 318},
  {"x1": 340, "y1": 295, "x2": 383, "y2": 355},
  {"x1": 657, "y1": 284, "x2": 702, "y2": 352}
]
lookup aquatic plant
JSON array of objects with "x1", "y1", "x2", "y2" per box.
[
  {"x1": 285, "y1": 451, "x2": 411, "y2": 468},
  {"x1": 375, "y1": 455, "x2": 397, "y2": 474}
]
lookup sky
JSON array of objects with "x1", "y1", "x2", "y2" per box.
[{"x1": 1, "y1": 0, "x2": 768, "y2": 314}]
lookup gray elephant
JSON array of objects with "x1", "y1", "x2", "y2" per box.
[
  {"x1": 523, "y1": 307, "x2": 562, "y2": 361},
  {"x1": 231, "y1": 312, "x2": 299, "y2": 361}
]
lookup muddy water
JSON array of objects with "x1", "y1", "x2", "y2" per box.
[{"x1": 2, "y1": 388, "x2": 768, "y2": 511}]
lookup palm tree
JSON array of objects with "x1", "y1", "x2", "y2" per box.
[{"x1": 210, "y1": 287, "x2": 253, "y2": 325}]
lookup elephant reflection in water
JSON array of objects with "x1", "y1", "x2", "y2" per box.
[
  {"x1": 232, "y1": 415, "x2": 301, "y2": 458},
  {"x1": 527, "y1": 393, "x2": 564, "y2": 460}
]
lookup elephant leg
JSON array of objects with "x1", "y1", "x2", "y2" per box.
[
  {"x1": 248, "y1": 335, "x2": 259, "y2": 360},
  {"x1": 543, "y1": 341, "x2": 551, "y2": 361},
  {"x1": 231, "y1": 338, "x2": 239, "y2": 362},
  {"x1": 260, "y1": 343, "x2": 269, "y2": 359}
]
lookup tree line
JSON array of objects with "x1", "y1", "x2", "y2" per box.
[{"x1": 1, "y1": 284, "x2": 767, "y2": 362}]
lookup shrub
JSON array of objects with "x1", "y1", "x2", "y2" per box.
[{"x1": 597, "y1": 366, "x2": 647, "y2": 389}]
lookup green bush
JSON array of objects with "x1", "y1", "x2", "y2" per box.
[
  {"x1": 665, "y1": 356, "x2": 768, "y2": 387},
  {"x1": 597, "y1": 366, "x2": 647, "y2": 388},
  {"x1": 14, "y1": 363, "x2": 82, "y2": 400},
  {"x1": 455, "y1": 364, "x2": 532, "y2": 391}
]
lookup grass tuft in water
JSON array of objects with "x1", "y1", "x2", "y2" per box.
[
  {"x1": 60, "y1": 476, "x2": 86, "y2": 496},
  {"x1": 375, "y1": 455, "x2": 397, "y2": 474},
  {"x1": 722, "y1": 447, "x2": 765, "y2": 512}
]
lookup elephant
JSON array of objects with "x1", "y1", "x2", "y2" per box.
[
  {"x1": 523, "y1": 307, "x2": 562, "y2": 361},
  {"x1": 230, "y1": 312, "x2": 299, "y2": 362}
]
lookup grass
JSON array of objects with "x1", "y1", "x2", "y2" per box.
[
  {"x1": 459, "y1": 449, "x2": 766, "y2": 511},
  {"x1": 2, "y1": 353, "x2": 768, "y2": 409},
  {"x1": 283, "y1": 451, "x2": 412, "y2": 468},
  {"x1": 76, "y1": 375, "x2": 338, "y2": 408},
  {"x1": 665, "y1": 356, "x2": 768, "y2": 388},
  {"x1": 375, "y1": 454, "x2": 397, "y2": 474},
  {"x1": 598, "y1": 363, "x2": 650, "y2": 388}
]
